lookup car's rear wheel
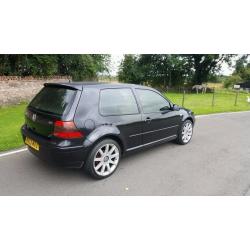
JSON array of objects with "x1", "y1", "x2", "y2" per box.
[
  {"x1": 176, "y1": 120, "x2": 193, "y2": 145},
  {"x1": 85, "y1": 139, "x2": 121, "y2": 179}
]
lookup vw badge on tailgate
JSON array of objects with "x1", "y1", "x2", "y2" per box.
[{"x1": 32, "y1": 113, "x2": 37, "y2": 122}]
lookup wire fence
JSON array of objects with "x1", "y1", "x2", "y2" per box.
[{"x1": 155, "y1": 86, "x2": 250, "y2": 113}]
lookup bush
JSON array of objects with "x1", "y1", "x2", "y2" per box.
[
  {"x1": 223, "y1": 75, "x2": 242, "y2": 88},
  {"x1": 239, "y1": 67, "x2": 250, "y2": 81}
]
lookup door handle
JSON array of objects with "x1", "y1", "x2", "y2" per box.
[{"x1": 145, "y1": 117, "x2": 152, "y2": 123}]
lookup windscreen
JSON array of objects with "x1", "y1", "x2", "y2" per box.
[{"x1": 29, "y1": 86, "x2": 77, "y2": 116}]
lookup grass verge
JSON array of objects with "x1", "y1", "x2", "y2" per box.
[{"x1": 0, "y1": 103, "x2": 26, "y2": 152}]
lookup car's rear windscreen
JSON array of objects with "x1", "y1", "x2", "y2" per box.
[{"x1": 29, "y1": 86, "x2": 77, "y2": 116}]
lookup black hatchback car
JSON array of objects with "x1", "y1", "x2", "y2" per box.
[{"x1": 21, "y1": 82, "x2": 195, "y2": 179}]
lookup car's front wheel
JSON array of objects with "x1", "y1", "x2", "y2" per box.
[
  {"x1": 85, "y1": 139, "x2": 121, "y2": 179},
  {"x1": 176, "y1": 120, "x2": 193, "y2": 145}
]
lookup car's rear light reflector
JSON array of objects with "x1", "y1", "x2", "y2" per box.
[{"x1": 53, "y1": 121, "x2": 83, "y2": 139}]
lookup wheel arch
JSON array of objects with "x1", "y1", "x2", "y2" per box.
[
  {"x1": 94, "y1": 134, "x2": 125, "y2": 155},
  {"x1": 84, "y1": 125, "x2": 125, "y2": 155},
  {"x1": 184, "y1": 117, "x2": 194, "y2": 124}
]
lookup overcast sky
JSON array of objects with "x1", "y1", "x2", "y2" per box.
[
  {"x1": 110, "y1": 54, "x2": 238, "y2": 76},
  {"x1": 109, "y1": 54, "x2": 124, "y2": 76}
]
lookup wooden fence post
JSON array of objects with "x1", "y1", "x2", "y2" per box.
[
  {"x1": 182, "y1": 87, "x2": 185, "y2": 106},
  {"x1": 234, "y1": 90, "x2": 239, "y2": 106},
  {"x1": 212, "y1": 87, "x2": 215, "y2": 106}
]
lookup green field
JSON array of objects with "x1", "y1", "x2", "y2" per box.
[
  {"x1": 0, "y1": 90, "x2": 250, "y2": 152},
  {"x1": 165, "y1": 90, "x2": 250, "y2": 115},
  {"x1": 0, "y1": 103, "x2": 26, "y2": 152}
]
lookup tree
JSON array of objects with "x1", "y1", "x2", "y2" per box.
[
  {"x1": 233, "y1": 54, "x2": 250, "y2": 81},
  {"x1": 118, "y1": 54, "x2": 238, "y2": 86},
  {"x1": 0, "y1": 55, "x2": 11, "y2": 75},
  {"x1": 0, "y1": 55, "x2": 58, "y2": 76},
  {"x1": 138, "y1": 54, "x2": 189, "y2": 86},
  {"x1": 118, "y1": 55, "x2": 143, "y2": 84},
  {"x1": 234, "y1": 55, "x2": 249, "y2": 74},
  {"x1": 57, "y1": 55, "x2": 96, "y2": 81},
  {"x1": 91, "y1": 54, "x2": 111, "y2": 75},
  {"x1": 118, "y1": 54, "x2": 189, "y2": 86},
  {"x1": 183, "y1": 54, "x2": 234, "y2": 84},
  {"x1": 239, "y1": 67, "x2": 250, "y2": 81},
  {"x1": 26, "y1": 55, "x2": 58, "y2": 76},
  {"x1": 0, "y1": 54, "x2": 110, "y2": 81}
]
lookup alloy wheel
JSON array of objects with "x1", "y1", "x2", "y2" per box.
[
  {"x1": 182, "y1": 122, "x2": 193, "y2": 143},
  {"x1": 93, "y1": 144, "x2": 120, "y2": 177}
]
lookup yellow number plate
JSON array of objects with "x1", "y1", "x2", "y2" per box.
[{"x1": 25, "y1": 137, "x2": 40, "y2": 151}]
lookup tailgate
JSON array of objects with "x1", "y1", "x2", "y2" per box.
[
  {"x1": 25, "y1": 108, "x2": 57, "y2": 137},
  {"x1": 25, "y1": 85, "x2": 81, "y2": 137}
]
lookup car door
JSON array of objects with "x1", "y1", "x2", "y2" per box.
[
  {"x1": 135, "y1": 88, "x2": 181, "y2": 144},
  {"x1": 98, "y1": 87, "x2": 143, "y2": 149}
]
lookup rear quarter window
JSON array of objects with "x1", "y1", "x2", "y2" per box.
[
  {"x1": 99, "y1": 88, "x2": 139, "y2": 116},
  {"x1": 29, "y1": 86, "x2": 77, "y2": 116}
]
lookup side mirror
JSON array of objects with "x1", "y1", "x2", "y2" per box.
[
  {"x1": 172, "y1": 104, "x2": 180, "y2": 111},
  {"x1": 160, "y1": 106, "x2": 171, "y2": 114},
  {"x1": 160, "y1": 106, "x2": 170, "y2": 112}
]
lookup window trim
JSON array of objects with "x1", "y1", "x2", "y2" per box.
[
  {"x1": 135, "y1": 88, "x2": 172, "y2": 114},
  {"x1": 98, "y1": 87, "x2": 140, "y2": 117}
]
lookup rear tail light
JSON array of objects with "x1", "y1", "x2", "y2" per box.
[{"x1": 53, "y1": 121, "x2": 84, "y2": 139}]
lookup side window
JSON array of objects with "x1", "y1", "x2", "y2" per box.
[
  {"x1": 136, "y1": 89, "x2": 170, "y2": 113},
  {"x1": 99, "y1": 88, "x2": 139, "y2": 116}
]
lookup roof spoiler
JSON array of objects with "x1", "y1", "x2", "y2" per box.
[{"x1": 44, "y1": 83, "x2": 83, "y2": 90}]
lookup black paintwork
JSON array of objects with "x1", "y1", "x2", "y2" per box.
[{"x1": 21, "y1": 82, "x2": 195, "y2": 168}]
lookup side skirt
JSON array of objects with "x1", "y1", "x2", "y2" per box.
[{"x1": 126, "y1": 134, "x2": 177, "y2": 152}]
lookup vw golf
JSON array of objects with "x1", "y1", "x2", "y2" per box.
[{"x1": 21, "y1": 82, "x2": 195, "y2": 179}]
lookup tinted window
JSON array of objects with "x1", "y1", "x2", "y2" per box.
[
  {"x1": 136, "y1": 89, "x2": 170, "y2": 113},
  {"x1": 100, "y1": 88, "x2": 139, "y2": 116},
  {"x1": 29, "y1": 86, "x2": 77, "y2": 116}
]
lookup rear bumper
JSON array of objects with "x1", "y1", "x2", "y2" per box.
[{"x1": 21, "y1": 125, "x2": 88, "y2": 168}]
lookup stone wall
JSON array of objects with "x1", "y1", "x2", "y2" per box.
[{"x1": 0, "y1": 76, "x2": 71, "y2": 106}]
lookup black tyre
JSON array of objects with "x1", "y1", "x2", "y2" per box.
[
  {"x1": 85, "y1": 139, "x2": 121, "y2": 179},
  {"x1": 175, "y1": 120, "x2": 193, "y2": 145}
]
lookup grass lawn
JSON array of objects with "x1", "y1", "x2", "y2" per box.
[
  {"x1": 165, "y1": 90, "x2": 250, "y2": 115},
  {"x1": 0, "y1": 89, "x2": 250, "y2": 152},
  {"x1": 0, "y1": 103, "x2": 26, "y2": 152}
]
